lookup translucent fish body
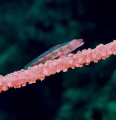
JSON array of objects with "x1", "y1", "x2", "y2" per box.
[{"x1": 24, "y1": 39, "x2": 84, "y2": 69}]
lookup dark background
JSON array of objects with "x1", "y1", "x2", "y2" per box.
[{"x1": 0, "y1": 0, "x2": 116, "y2": 120}]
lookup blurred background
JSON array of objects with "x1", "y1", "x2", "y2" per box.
[{"x1": 0, "y1": 0, "x2": 116, "y2": 120}]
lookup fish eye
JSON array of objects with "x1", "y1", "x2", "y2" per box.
[{"x1": 72, "y1": 40, "x2": 78, "y2": 45}]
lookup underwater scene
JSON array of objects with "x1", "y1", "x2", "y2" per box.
[{"x1": 0, "y1": 0, "x2": 116, "y2": 120}]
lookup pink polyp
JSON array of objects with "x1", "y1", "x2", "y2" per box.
[{"x1": 0, "y1": 40, "x2": 116, "y2": 92}]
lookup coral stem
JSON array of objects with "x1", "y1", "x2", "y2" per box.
[{"x1": 0, "y1": 40, "x2": 116, "y2": 93}]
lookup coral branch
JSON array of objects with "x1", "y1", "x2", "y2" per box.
[{"x1": 0, "y1": 40, "x2": 116, "y2": 93}]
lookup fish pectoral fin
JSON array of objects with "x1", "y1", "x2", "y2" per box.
[{"x1": 59, "y1": 54, "x2": 66, "y2": 58}]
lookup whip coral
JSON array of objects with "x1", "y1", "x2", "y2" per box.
[{"x1": 0, "y1": 40, "x2": 116, "y2": 93}]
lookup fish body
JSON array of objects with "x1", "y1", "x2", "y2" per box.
[{"x1": 24, "y1": 39, "x2": 84, "y2": 69}]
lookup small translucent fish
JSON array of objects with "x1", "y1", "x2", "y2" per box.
[{"x1": 24, "y1": 39, "x2": 84, "y2": 69}]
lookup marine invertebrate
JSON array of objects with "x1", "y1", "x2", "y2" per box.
[{"x1": 0, "y1": 40, "x2": 116, "y2": 93}]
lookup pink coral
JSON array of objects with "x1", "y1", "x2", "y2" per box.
[{"x1": 0, "y1": 40, "x2": 116, "y2": 93}]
